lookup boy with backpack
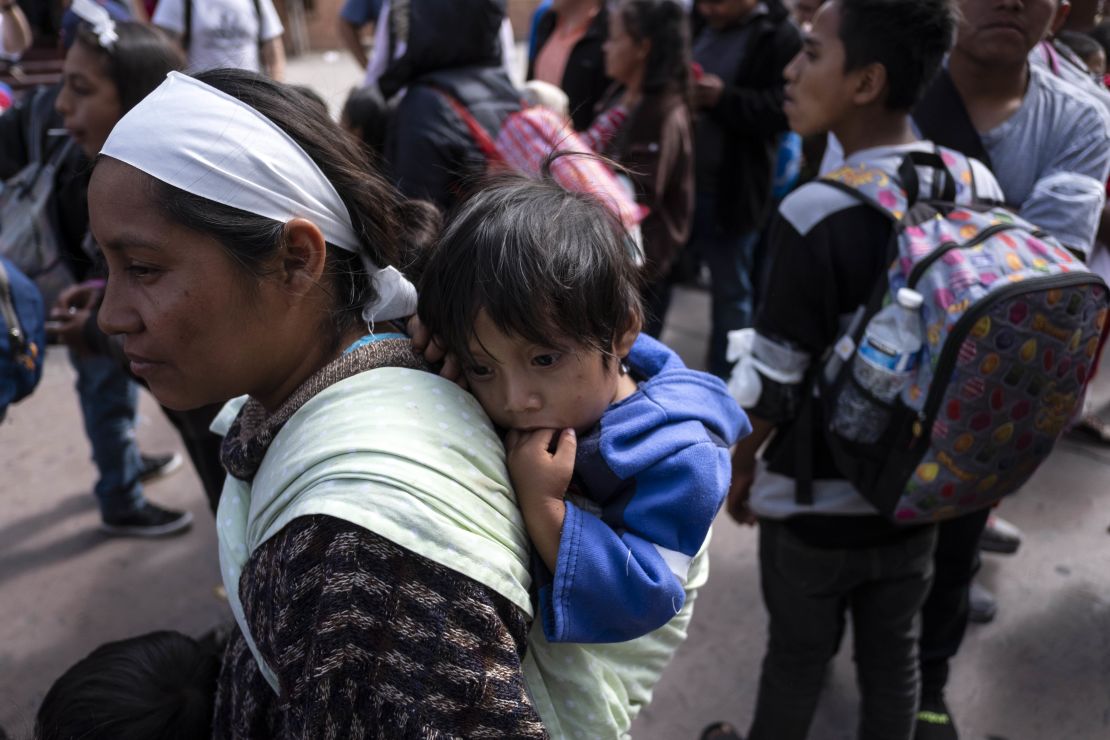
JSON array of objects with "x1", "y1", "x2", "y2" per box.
[{"x1": 726, "y1": 1, "x2": 1066, "y2": 737}]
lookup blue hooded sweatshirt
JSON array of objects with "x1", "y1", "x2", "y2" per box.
[{"x1": 537, "y1": 334, "x2": 750, "y2": 643}]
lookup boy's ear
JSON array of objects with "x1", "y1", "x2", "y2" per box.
[
  {"x1": 851, "y1": 62, "x2": 889, "y2": 108},
  {"x1": 278, "y1": 218, "x2": 329, "y2": 300},
  {"x1": 613, "y1": 309, "x2": 643, "y2": 358}
]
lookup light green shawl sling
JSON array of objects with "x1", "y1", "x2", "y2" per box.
[{"x1": 214, "y1": 366, "x2": 707, "y2": 739}]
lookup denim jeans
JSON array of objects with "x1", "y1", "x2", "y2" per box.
[
  {"x1": 749, "y1": 519, "x2": 939, "y2": 740},
  {"x1": 70, "y1": 351, "x2": 145, "y2": 519},
  {"x1": 688, "y1": 193, "x2": 760, "y2": 379}
]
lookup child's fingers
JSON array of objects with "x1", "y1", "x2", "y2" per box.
[
  {"x1": 406, "y1": 314, "x2": 429, "y2": 351},
  {"x1": 552, "y1": 428, "x2": 577, "y2": 468}
]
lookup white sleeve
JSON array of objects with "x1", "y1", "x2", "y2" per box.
[
  {"x1": 258, "y1": 0, "x2": 285, "y2": 41},
  {"x1": 819, "y1": 132, "x2": 845, "y2": 175},
  {"x1": 500, "y1": 17, "x2": 518, "y2": 82},
  {"x1": 151, "y1": 0, "x2": 186, "y2": 35}
]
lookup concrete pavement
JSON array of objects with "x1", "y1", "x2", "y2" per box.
[{"x1": 1, "y1": 52, "x2": 1108, "y2": 739}]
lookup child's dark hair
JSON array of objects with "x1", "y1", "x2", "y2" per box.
[
  {"x1": 1057, "y1": 30, "x2": 1104, "y2": 67},
  {"x1": 341, "y1": 85, "x2": 392, "y2": 157},
  {"x1": 1089, "y1": 21, "x2": 1110, "y2": 61},
  {"x1": 838, "y1": 0, "x2": 956, "y2": 111},
  {"x1": 74, "y1": 22, "x2": 185, "y2": 113},
  {"x1": 619, "y1": 0, "x2": 692, "y2": 98},
  {"x1": 417, "y1": 175, "x2": 644, "y2": 367},
  {"x1": 35, "y1": 631, "x2": 219, "y2": 740}
]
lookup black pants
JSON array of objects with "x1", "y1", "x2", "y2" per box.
[
  {"x1": 749, "y1": 520, "x2": 938, "y2": 740},
  {"x1": 918, "y1": 506, "x2": 992, "y2": 697}
]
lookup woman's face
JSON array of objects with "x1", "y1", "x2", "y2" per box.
[
  {"x1": 88, "y1": 159, "x2": 315, "y2": 411},
  {"x1": 604, "y1": 9, "x2": 648, "y2": 88},
  {"x1": 55, "y1": 41, "x2": 122, "y2": 159}
]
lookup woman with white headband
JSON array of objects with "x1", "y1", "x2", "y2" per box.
[{"x1": 90, "y1": 68, "x2": 552, "y2": 736}]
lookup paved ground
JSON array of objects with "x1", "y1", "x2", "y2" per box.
[{"x1": 2, "y1": 52, "x2": 1109, "y2": 739}]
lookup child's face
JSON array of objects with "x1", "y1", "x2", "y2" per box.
[
  {"x1": 782, "y1": 2, "x2": 859, "y2": 138},
  {"x1": 463, "y1": 310, "x2": 637, "y2": 435},
  {"x1": 1085, "y1": 48, "x2": 1108, "y2": 79}
]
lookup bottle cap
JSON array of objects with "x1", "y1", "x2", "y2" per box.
[{"x1": 896, "y1": 288, "x2": 924, "y2": 310}]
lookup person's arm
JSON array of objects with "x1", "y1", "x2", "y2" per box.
[
  {"x1": 337, "y1": 17, "x2": 369, "y2": 69},
  {"x1": 695, "y1": 22, "x2": 801, "y2": 139},
  {"x1": 727, "y1": 415, "x2": 775, "y2": 524},
  {"x1": 260, "y1": 36, "x2": 285, "y2": 81},
  {"x1": 231, "y1": 516, "x2": 548, "y2": 738},
  {"x1": 1018, "y1": 112, "x2": 1110, "y2": 257},
  {"x1": 0, "y1": 1, "x2": 33, "y2": 58}
]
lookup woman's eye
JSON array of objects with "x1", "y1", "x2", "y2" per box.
[
  {"x1": 466, "y1": 365, "x2": 493, "y2": 379},
  {"x1": 533, "y1": 353, "x2": 561, "y2": 368},
  {"x1": 126, "y1": 263, "x2": 159, "y2": 279}
]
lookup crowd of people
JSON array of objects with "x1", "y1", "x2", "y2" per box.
[{"x1": 2, "y1": 0, "x2": 1109, "y2": 738}]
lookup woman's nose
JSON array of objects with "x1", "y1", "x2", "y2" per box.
[{"x1": 97, "y1": 278, "x2": 142, "y2": 337}]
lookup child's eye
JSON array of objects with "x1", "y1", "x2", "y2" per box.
[
  {"x1": 466, "y1": 364, "x2": 494, "y2": 379},
  {"x1": 532, "y1": 353, "x2": 562, "y2": 368}
]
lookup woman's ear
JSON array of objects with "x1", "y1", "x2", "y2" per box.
[
  {"x1": 613, "y1": 309, "x2": 643, "y2": 358},
  {"x1": 279, "y1": 218, "x2": 329, "y2": 299}
]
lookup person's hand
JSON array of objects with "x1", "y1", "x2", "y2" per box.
[
  {"x1": 727, "y1": 453, "x2": 758, "y2": 526},
  {"x1": 53, "y1": 282, "x2": 103, "y2": 315},
  {"x1": 692, "y1": 73, "x2": 725, "y2": 110},
  {"x1": 406, "y1": 314, "x2": 465, "y2": 387},
  {"x1": 46, "y1": 282, "x2": 104, "y2": 354},
  {"x1": 505, "y1": 427, "x2": 576, "y2": 510}
]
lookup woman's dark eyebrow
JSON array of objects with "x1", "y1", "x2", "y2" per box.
[{"x1": 99, "y1": 234, "x2": 161, "y2": 253}]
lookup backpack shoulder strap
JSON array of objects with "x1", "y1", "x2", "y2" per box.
[
  {"x1": 253, "y1": 0, "x2": 263, "y2": 45},
  {"x1": 821, "y1": 163, "x2": 909, "y2": 222},
  {"x1": 428, "y1": 86, "x2": 503, "y2": 165}
]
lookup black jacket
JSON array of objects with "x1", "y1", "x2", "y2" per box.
[
  {"x1": 695, "y1": 1, "x2": 800, "y2": 235},
  {"x1": 0, "y1": 85, "x2": 96, "y2": 282},
  {"x1": 386, "y1": 65, "x2": 520, "y2": 210},
  {"x1": 380, "y1": 0, "x2": 520, "y2": 210},
  {"x1": 527, "y1": 6, "x2": 611, "y2": 132}
]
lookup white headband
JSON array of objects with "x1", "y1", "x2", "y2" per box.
[
  {"x1": 72, "y1": 0, "x2": 119, "y2": 49},
  {"x1": 101, "y1": 72, "x2": 418, "y2": 325}
]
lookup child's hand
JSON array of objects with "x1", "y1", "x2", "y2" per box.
[
  {"x1": 505, "y1": 428, "x2": 576, "y2": 572},
  {"x1": 406, "y1": 314, "x2": 466, "y2": 388},
  {"x1": 505, "y1": 428, "x2": 577, "y2": 504}
]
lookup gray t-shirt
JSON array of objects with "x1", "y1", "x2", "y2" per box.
[
  {"x1": 980, "y1": 63, "x2": 1110, "y2": 255},
  {"x1": 821, "y1": 64, "x2": 1110, "y2": 256}
]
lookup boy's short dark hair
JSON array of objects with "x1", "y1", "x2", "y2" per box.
[
  {"x1": 838, "y1": 0, "x2": 956, "y2": 111},
  {"x1": 35, "y1": 631, "x2": 219, "y2": 740},
  {"x1": 417, "y1": 175, "x2": 644, "y2": 367}
]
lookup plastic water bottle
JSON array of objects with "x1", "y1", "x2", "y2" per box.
[{"x1": 830, "y1": 288, "x2": 924, "y2": 444}]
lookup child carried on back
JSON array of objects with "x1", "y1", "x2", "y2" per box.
[{"x1": 416, "y1": 174, "x2": 750, "y2": 644}]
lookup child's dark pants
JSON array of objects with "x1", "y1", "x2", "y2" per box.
[{"x1": 748, "y1": 519, "x2": 938, "y2": 740}]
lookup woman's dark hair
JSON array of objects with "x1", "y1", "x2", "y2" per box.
[
  {"x1": 1058, "y1": 30, "x2": 1105, "y2": 68},
  {"x1": 74, "y1": 22, "x2": 185, "y2": 113},
  {"x1": 619, "y1": 0, "x2": 692, "y2": 97},
  {"x1": 142, "y1": 68, "x2": 416, "y2": 346},
  {"x1": 417, "y1": 175, "x2": 643, "y2": 368},
  {"x1": 838, "y1": 0, "x2": 956, "y2": 111},
  {"x1": 35, "y1": 631, "x2": 219, "y2": 740}
]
